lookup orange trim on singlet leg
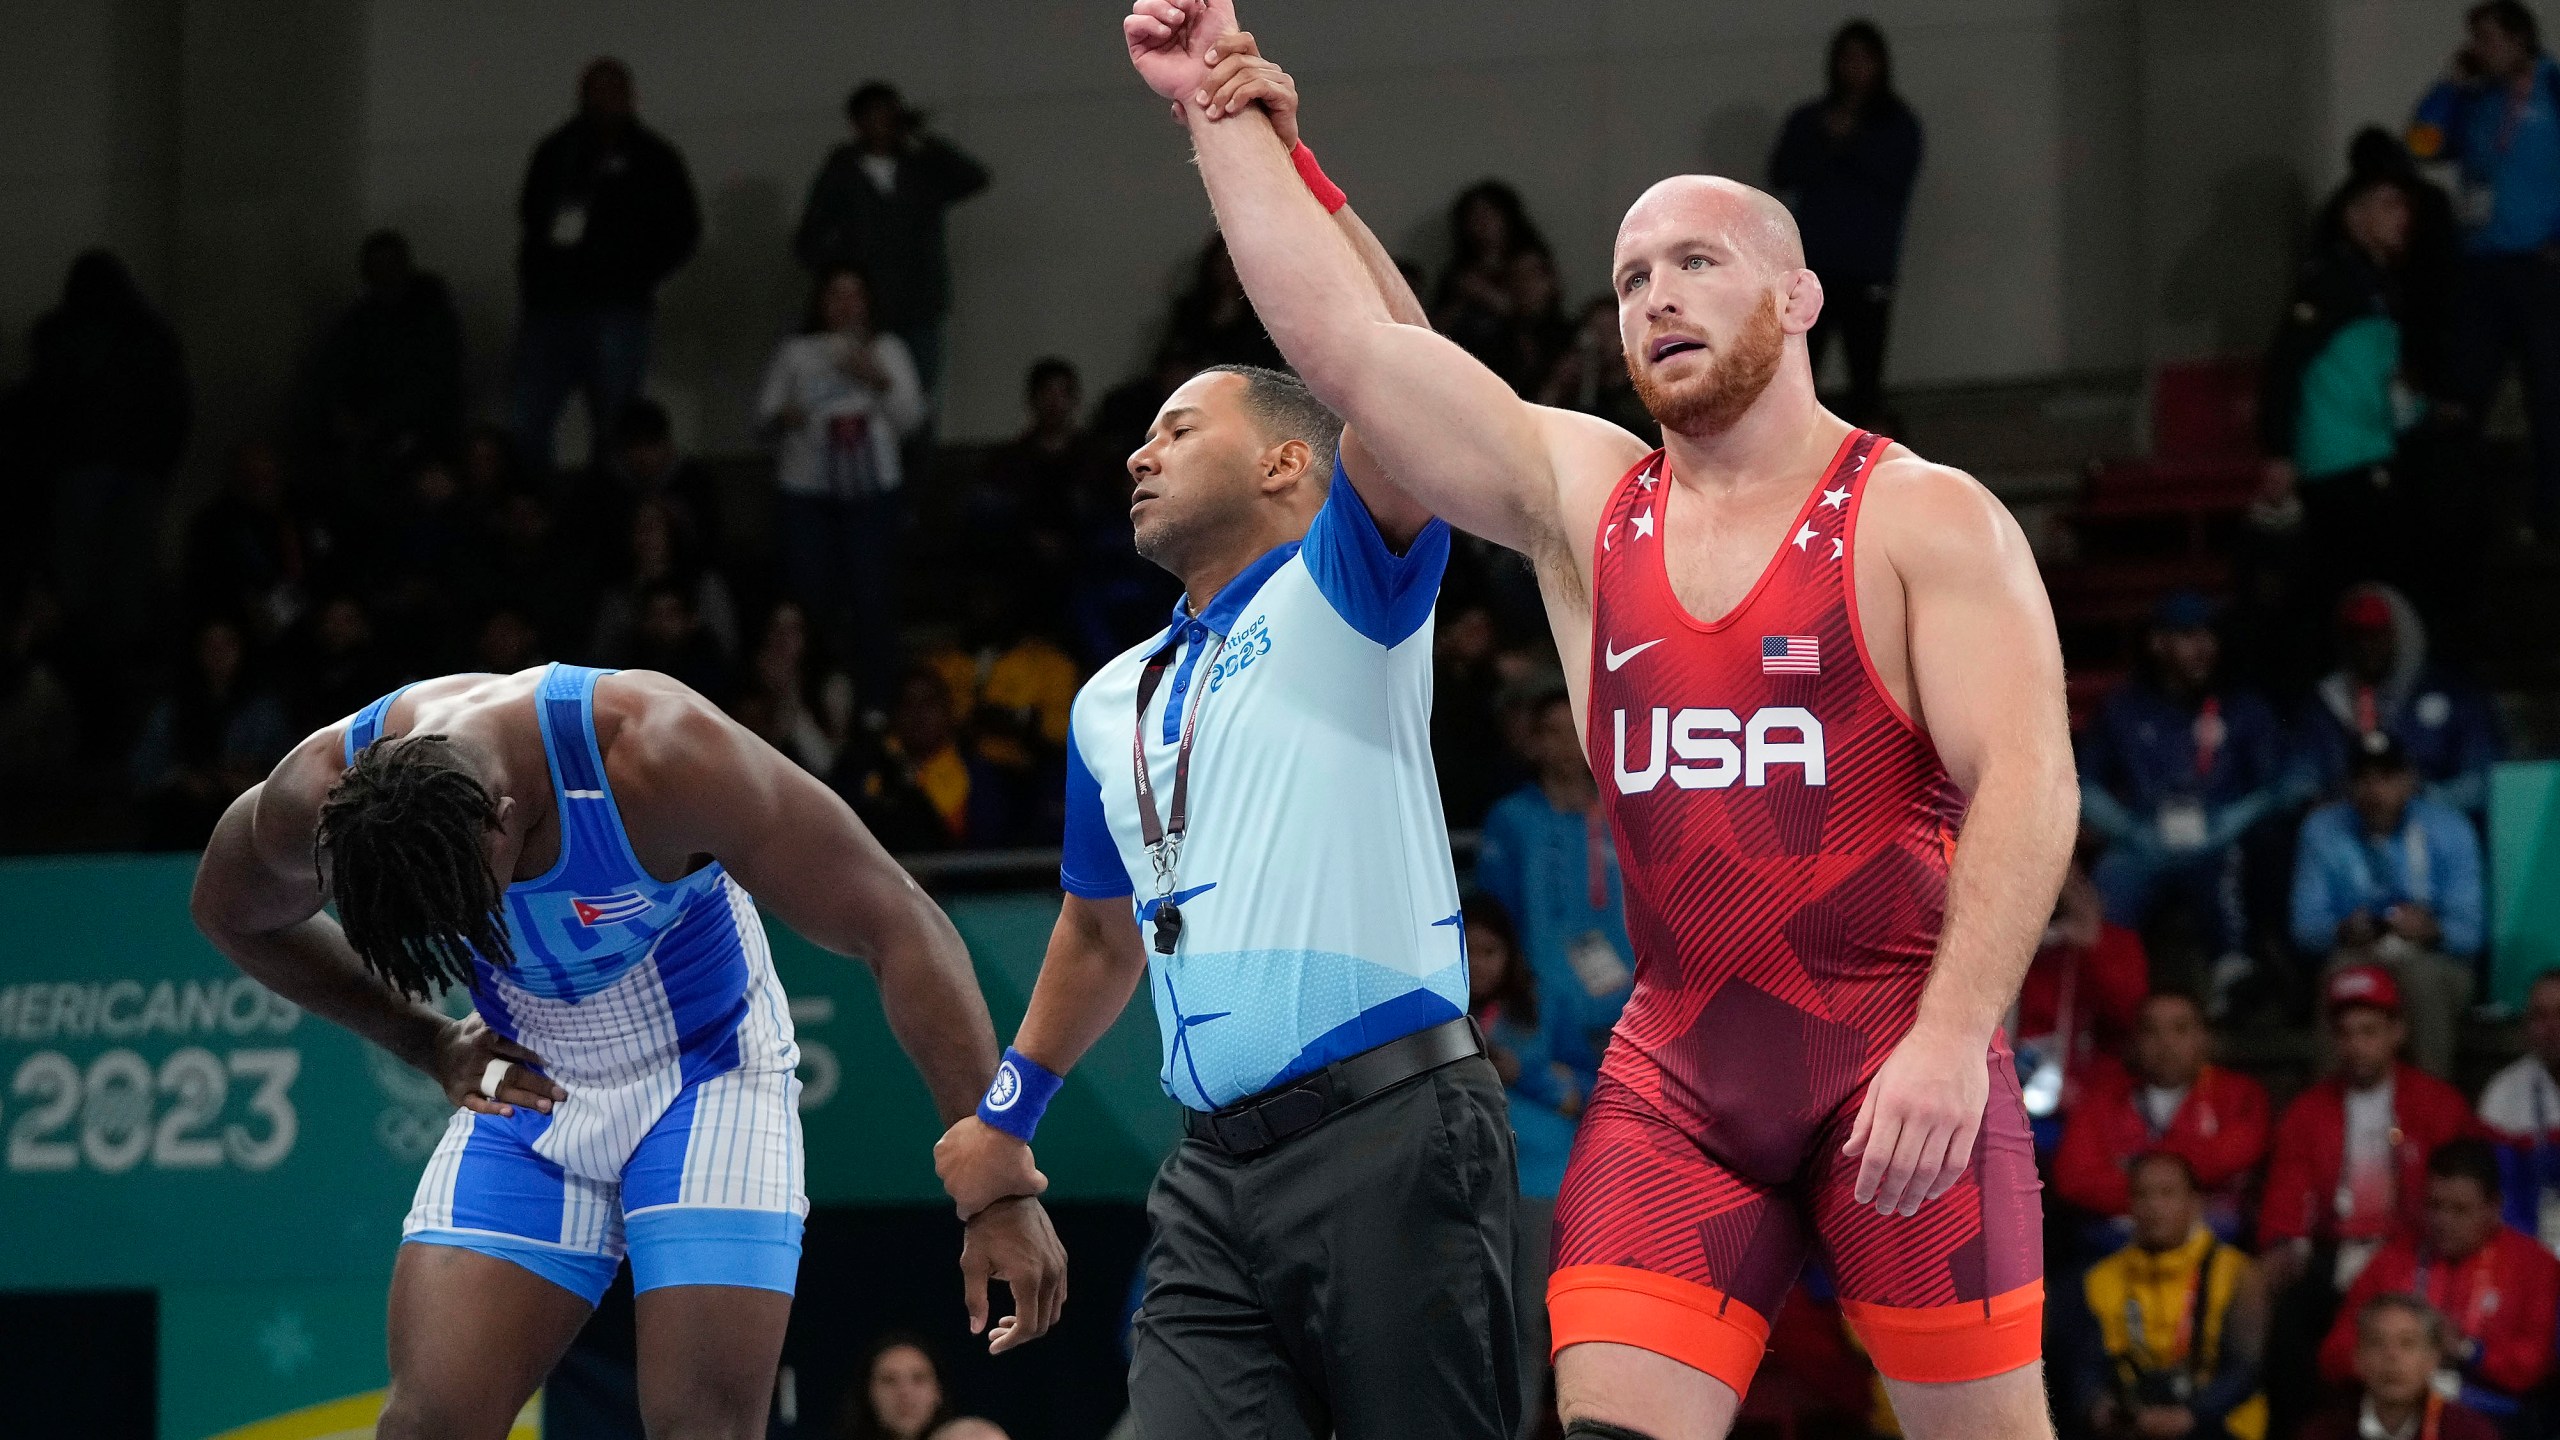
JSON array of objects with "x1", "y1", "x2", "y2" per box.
[
  {"x1": 1548, "y1": 1264, "x2": 1771, "y2": 1396},
  {"x1": 1839, "y1": 1278, "x2": 2045, "y2": 1384}
]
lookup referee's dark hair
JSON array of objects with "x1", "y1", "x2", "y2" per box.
[
  {"x1": 315, "y1": 733, "x2": 513, "y2": 1000},
  {"x1": 2473, "y1": 0, "x2": 2542, "y2": 52},
  {"x1": 1200, "y1": 363, "x2": 1344, "y2": 478}
]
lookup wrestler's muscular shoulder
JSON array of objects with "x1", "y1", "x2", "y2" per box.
[
  {"x1": 1526, "y1": 406, "x2": 1654, "y2": 706},
  {"x1": 1849, "y1": 442, "x2": 2043, "y2": 739}
]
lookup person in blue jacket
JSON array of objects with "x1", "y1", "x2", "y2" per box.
[
  {"x1": 2291, "y1": 731, "x2": 2484, "y2": 1077},
  {"x1": 2411, "y1": 0, "x2": 2560, "y2": 537},
  {"x1": 1474, "y1": 679, "x2": 1634, "y2": 1087},
  {"x1": 1767, "y1": 19, "x2": 1923, "y2": 427},
  {"x1": 2297, "y1": 584, "x2": 2501, "y2": 817},
  {"x1": 2080, "y1": 591, "x2": 2296, "y2": 1014},
  {"x1": 1462, "y1": 891, "x2": 1580, "y2": 1440}
]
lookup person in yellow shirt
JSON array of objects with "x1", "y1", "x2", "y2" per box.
[{"x1": 2076, "y1": 1151, "x2": 2269, "y2": 1440}]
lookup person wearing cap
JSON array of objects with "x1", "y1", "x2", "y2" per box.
[
  {"x1": 2316, "y1": 1138, "x2": 2560, "y2": 1429},
  {"x1": 2292, "y1": 730, "x2": 2485, "y2": 1077},
  {"x1": 2259, "y1": 965, "x2": 2475, "y2": 1299},
  {"x1": 2476, "y1": 970, "x2": 2560, "y2": 1253},
  {"x1": 2080, "y1": 589, "x2": 2293, "y2": 1014},
  {"x1": 2298, "y1": 583, "x2": 2502, "y2": 817}
]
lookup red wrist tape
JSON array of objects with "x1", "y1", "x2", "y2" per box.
[{"x1": 1291, "y1": 141, "x2": 1347, "y2": 214}]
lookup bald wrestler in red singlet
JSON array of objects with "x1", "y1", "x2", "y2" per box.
[{"x1": 1124, "y1": 7, "x2": 2079, "y2": 1440}]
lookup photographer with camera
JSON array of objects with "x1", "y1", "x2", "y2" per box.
[{"x1": 2074, "y1": 1152, "x2": 2270, "y2": 1440}]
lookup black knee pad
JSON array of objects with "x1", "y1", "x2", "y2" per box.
[{"x1": 1563, "y1": 1422, "x2": 1666, "y2": 1440}]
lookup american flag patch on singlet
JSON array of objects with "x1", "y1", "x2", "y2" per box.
[{"x1": 1761, "y1": 635, "x2": 1820, "y2": 674}]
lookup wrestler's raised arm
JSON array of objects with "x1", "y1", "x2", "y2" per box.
[{"x1": 1125, "y1": 0, "x2": 1647, "y2": 574}]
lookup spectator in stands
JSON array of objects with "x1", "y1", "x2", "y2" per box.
[
  {"x1": 2293, "y1": 731, "x2": 2484, "y2": 1078},
  {"x1": 1537, "y1": 297, "x2": 1656, "y2": 438},
  {"x1": 1167, "y1": 235, "x2": 1284, "y2": 371},
  {"x1": 2299, "y1": 1296, "x2": 2504, "y2": 1440},
  {"x1": 2478, "y1": 970, "x2": 2560, "y2": 1252},
  {"x1": 756, "y1": 264, "x2": 927, "y2": 703},
  {"x1": 566, "y1": 398, "x2": 725, "y2": 566},
  {"x1": 2257, "y1": 169, "x2": 2419, "y2": 612},
  {"x1": 1497, "y1": 248, "x2": 1576, "y2": 398},
  {"x1": 729, "y1": 600, "x2": 854, "y2": 778},
  {"x1": 1428, "y1": 595, "x2": 1511, "y2": 829},
  {"x1": 834, "y1": 668, "x2": 1011, "y2": 852},
  {"x1": 926, "y1": 1422, "x2": 1007, "y2": 1440},
  {"x1": 2298, "y1": 583, "x2": 2501, "y2": 816},
  {"x1": 2325, "y1": 128, "x2": 2463, "y2": 410},
  {"x1": 18, "y1": 249, "x2": 189, "y2": 657},
  {"x1": 2260, "y1": 966, "x2": 2475, "y2": 1298},
  {"x1": 2074, "y1": 1152, "x2": 2268, "y2": 1440},
  {"x1": 2319, "y1": 1138, "x2": 2560, "y2": 1425},
  {"x1": 923, "y1": 581, "x2": 1078, "y2": 785},
  {"x1": 368, "y1": 453, "x2": 488, "y2": 670},
  {"x1": 1475, "y1": 680, "x2": 1634, "y2": 1090},
  {"x1": 510, "y1": 57, "x2": 700, "y2": 470},
  {"x1": 281, "y1": 593, "x2": 393, "y2": 735},
  {"x1": 184, "y1": 439, "x2": 326, "y2": 646},
  {"x1": 1432, "y1": 182, "x2": 1549, "y2": 379},
  {"x1": 2016, "y1": 860, "x2": 2152, "y2": 1138},
  {"x1": 129, "y1": 617, "x2": 293, "y2": 850},
  {"x1": 478, "y1": 489, "x2": 598, "y2": 665},
  {"x1": 976, "y1": 357, "x2": 1097, "y2": 617},
  {"x1": 2079, "y1": 590, "x2": 2292, "y2": 1013},
  {"x1": 471, "y1": 605, "x2": 545, "y2": 676},
  {"x1": 1768, "y1": 20, "x2": 1925, "y2": 427},
  {"x1": 793, "y1": 81, "x2": 989, "y2": 398},
  {"x1": 2055, "y1": 993, "x2": 2270, "y2": 1243},
  {"x1": 589, "y1": 496, "x2": 738, "y2": 671},
  {"x1": 0, "y1": 581, "x2": 78, "y2": 803},
  {"x1": 838, "y1": 1332, "x2": 951, "y2": 1440},
  {"x1": 1462, "y1": 892, "x2": 1576, "y2": 1439},
  {"x1": 313, "y1": 229, "x2": 464, "y2": 481},
  {"x1": 2412, "y1": 0, "x2": 2560, "y2": 541},
  {"x1": 623, "y1": 581, "x2": 729, "y2": 699}
]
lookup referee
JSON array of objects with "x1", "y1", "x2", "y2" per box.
[{"x1": 933, "y1": 123, "x2": 1518, "y2": 1440}]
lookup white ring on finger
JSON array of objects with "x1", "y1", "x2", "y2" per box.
[{"x1": 480, "y1": 1057, "x2": 512, "y2": 1100}]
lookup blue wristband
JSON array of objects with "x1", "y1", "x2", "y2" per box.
[{"x1": 977, "y1": 1047, "x2": 1063, "y2": 1144}]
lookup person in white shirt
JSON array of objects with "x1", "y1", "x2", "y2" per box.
[
  {"x1": 2477, "y1": 970, "x2": 2560, "y2": 1252},
  {"x1": 756, "y1": 264, "x2": 927, "y2": 704}
]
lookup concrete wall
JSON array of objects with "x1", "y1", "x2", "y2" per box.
[{"x1": 0, "y1": 0, "x2": 2478, "y2": 471}]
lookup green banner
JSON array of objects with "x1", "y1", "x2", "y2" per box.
[
  {"x1": 2491, "y1": 759, "x2": 2560, "y2": 1009},
  {"x1": 0, "y1": 855, "x2": 1177, "y2": 1437}
]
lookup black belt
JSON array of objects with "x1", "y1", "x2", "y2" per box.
[{"x1": 1183, "y1": 1016, "x2": 1483, "y2": 1158}]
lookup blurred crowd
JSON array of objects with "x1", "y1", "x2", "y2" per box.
[{"x1": 4, "y1": 8, "x2": 2560, "y2": 1439}]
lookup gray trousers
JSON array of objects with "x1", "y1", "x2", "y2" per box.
[{"x1": 1129, "y1": 1056, "x2": 1521, "y2": 1440}]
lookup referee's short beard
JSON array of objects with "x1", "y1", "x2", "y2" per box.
[{"x1": 1133, "y1": 481, "x2": 1246, "y2": 586}]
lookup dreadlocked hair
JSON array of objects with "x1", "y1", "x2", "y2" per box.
[{"x1": 315, "y1": 733, "x2": 515, "y2": 999}]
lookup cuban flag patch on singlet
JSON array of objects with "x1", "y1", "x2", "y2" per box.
[{"x1": 571, "y1": 891, "x2": 653, "y2": 926}]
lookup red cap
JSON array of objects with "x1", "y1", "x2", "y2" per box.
[
  {"x1": 2325, "y1": 962, "x2": 2401, "y2": 1017},
  {"x1": 2338, "y1": 588, "x2": 2394, "y2": 631}
]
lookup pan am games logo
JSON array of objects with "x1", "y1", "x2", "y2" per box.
[{"x1": 368, "y1": 986, "x2": 473, "y2": 1160}]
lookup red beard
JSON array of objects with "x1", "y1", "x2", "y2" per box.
[{"x1": 1629, "y1": 291, "x2": 1785, "y2": 437}]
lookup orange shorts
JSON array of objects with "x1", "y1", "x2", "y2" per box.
[{"x1": 1547, "y1": 1043, "x2": 2044, "y2": 1395}]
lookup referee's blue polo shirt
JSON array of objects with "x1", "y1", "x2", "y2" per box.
[{"x1": 1060, "y1": 462, "x2": 1466, "y2": 1111}]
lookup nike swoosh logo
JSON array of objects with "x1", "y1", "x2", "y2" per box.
[
  {"x1": 1138, "y1": 882, "x2": 1217, "y2": 921},
  {"x1": 1603, "y1": 638, "x2": 1664, "y2": 671}
]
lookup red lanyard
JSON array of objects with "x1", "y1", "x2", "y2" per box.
[
  {"x1": 1132, "y1": 629, "x2": 1226, "y2": 955},
  {"x1": 2413, "y1": 1248, "x2": 2497, "y2": 1339},
  {"x1": 2355, "y1": 684, "x2": 2381, "y2": 736},
  {"x1": 2192, "y1": 696, "x2": 2223, "y2": 778},
  {"x1": 1584, "y1": 804, "x2": 1613, "y2": 912}
]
